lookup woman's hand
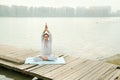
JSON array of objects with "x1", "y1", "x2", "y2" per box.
[
  {"x1": 45, "y1": 23, "x2": 48, "y2": 31},
  {"x1": 43, "y1": 23, "x2": 50, "y2": 33}
]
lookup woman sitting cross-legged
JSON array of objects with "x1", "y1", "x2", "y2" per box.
[{"x1": 34, "y1": 23, "x2": 57, "y2": 61}]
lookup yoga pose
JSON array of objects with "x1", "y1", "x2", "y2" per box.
[{"x1": 34, "y1": 23, "x2": 56, "y2": 61}]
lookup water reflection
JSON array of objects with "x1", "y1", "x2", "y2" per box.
[{"x1": 0, "y1": 67, "x2": 32, "y2": 80}]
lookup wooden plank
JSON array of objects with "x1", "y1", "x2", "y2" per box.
[
  {"x1": 0, "y1": 45, "x2": 25, "y2": 54},
  {"x1": 53, "y1": 60, "x2": 93, "y2": 80},
  {"x1": 96, "y1": 65, "x2": 117, "y2": 80},
  {"x1": 0, "y1": 59, "x2": 37, "y2": 72},
  {"x1": 35, "y1": 57, "x2": 84, "y2": 75},
  {"x1": 76, "y1": 62, "x2": 106, "y2": 80},
  {"x1": 0, "y1": 49, "x2": 40, "y2": 64},
  {"x1": 89, "y1": 64, "x2": 115, "y2": 80},
  {"x1": 0, "y1": 49, "x2": 24, "y2": 55},
  {"x1": 0, "y1": 45, "x2": 37, "y2": 64},
  {"x1": 7, "y1": 49, "x2": 33, "y2": 56},
  {"x1": 60, "y1": 60, "x2": 102, "y2": 80},
  {"x1": 74, "y1": 61, "x2": 106, "y2": 80},
  {"x1": 109, "y1": 70, "x2": 120, "y2": 80},
  {"x1": 0, "y1": 54, "x2": 25, "y2": 64},
  {"x1": 7, "y1": 49, "x2": 39, "y2": 57},
  {"x1": 98, "y1": 66, "x2": 117, "y2": 80},
  {"x1": 78, "y1": 62, "x2": 111, "y2": 80},
  {"x1": 43, "y1": 57, "x2": 87, "y2": 79},
  {"x1": 103, "y1": 69, "x2": 119, "y2": 80}
]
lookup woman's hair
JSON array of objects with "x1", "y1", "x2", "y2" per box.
[{"x1": 43, "y1": 33, "x2": 49, "y2": 37}]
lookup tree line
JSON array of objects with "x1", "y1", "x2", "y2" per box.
[{"x1": 0, "y1": 5, "x2": 120, "y2": 17}]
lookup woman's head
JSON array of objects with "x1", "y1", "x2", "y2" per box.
[{"x1": 43, "y1": 33, "x2": 49, "y2": 40}]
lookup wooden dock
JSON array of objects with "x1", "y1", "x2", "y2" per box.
[{"x1": 0, "y1": 44, "x2": 120, "y2": 80}]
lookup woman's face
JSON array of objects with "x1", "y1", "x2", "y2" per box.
[{"x1": 44, "y1": 35, "x2": 49, "y2": 40}]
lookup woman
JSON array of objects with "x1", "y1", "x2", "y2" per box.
[{"x1": 34, "y1": 23, "x2": 56, "y2": 61}]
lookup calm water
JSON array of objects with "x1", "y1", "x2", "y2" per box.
[
  {"x1": 0, "y1": 17, "x2": 120, "y2": 79},
  {"x1": 0, "y1": 66, "x2": 32, "y2": 80}
]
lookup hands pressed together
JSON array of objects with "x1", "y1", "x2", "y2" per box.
[{"x1": 43, "y1": 23, "x2": 50, "y2": 33}]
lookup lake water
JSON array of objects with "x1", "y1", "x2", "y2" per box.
[
  {"x1": 0, "y1": 66, "x2": 32, "y2": 80},
  {"x1": 0, "y1": 17, "x2": 120, "y2": 79}
]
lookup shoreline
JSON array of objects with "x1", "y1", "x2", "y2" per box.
[{"x1": 101, "y1": 54, "x2": 120, "y2": 65}]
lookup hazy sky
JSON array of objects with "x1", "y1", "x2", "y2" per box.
[{"x1": 0, "y1": 0, "x2": 120, "y2": 11}]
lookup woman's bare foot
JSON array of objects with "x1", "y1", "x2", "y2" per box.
[{"x1": 39, "y1": 56, "x2": 48, "y2": 61}]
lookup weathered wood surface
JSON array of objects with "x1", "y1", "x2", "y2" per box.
[{"x1": 0, "y1": 44, "x2": 120, "y2": 80}]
